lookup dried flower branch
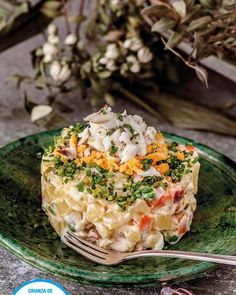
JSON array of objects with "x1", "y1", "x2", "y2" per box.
[{"x1": 142, "y1": 0, "x2": 236, "y2": 61}]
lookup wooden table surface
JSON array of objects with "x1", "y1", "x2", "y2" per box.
[{"x1": 0, "y1": 31, "x2": 236, "y2": 295}]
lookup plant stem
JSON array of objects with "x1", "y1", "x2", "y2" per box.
[
  {"x1": 63, "y1": 0, "x2": 71, "y2": 34},
  {"x1": 76, "y1": 0, "x2": 86, "y2": 39}
]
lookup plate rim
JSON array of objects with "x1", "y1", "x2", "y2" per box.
[{"x1": 0, "y1": 129, "x2": 235, "y2": 286}]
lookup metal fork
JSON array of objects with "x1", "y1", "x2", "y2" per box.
[{"x1": 62, "y1": 231, "x2": 236, "y2": 266}]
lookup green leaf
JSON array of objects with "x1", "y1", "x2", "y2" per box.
[
  {"x1": 103, "y1": 30, "x2": 124, "y2": 42},
  {"x1": 23, "y1": 91, "x2": 37, "y2": 114},
  {"x1": 80, "y1": 61, "x2": 91, "y2": 79},
  {"x1": 167, "y1": 31, "x2": 184, "y2": 47},
  {"x1": 151, "y1": 17, "x2": 176, "y2": 33},
  {"x1": 40, "y1": 8, "x2": 61, "y2": 18},
  {"x1": 141, "y1": 3, "x2": 171, "y2": 16},
  {"x1": 42, "y1": 1, "x2": 62, "y2": 10},
  {"x1": 97, "y1": 71, "x2": 112, "y2": 79},
  {"x1": 15, "y1": 2, "x2": 29, "y2": 14},
  {"x1": 199, "y1": 0, "x2": 214, "y2": 8},
  {"x1": 68, "y1": 14, "x2": 86, "y2": 24},
  {"x1": 187, "y1": 16, "x2": 212, "y2": 32},
  {"x1": 44, "y1": 112, "x2": 67, "y2": 129},
  {"x1": 172, "y1": 0, "x2": 186, "y2": 18},
  {"x1": 0, "y1": 7, "x2": 10, "y2": 18}
]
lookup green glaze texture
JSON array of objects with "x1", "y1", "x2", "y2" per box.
[{"x1": 0, "y1": 129, "x2": 235, "y2": 287}]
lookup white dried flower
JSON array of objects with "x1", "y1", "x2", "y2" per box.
[
  {"x1": 105, "y1": 43, "x2": 119, "y2": 59},
  {"x1": 31, "y1": 105, "x2": 53, "y2": 123},
  {"x1": 48, "y1": 34, "x2": 59, "y2": 45},
  {"x1": 111, "y1": 0, "x2": 120, "y2": 5},
  {"x1": 137, "y1": 47, "x2": 153, "y2": 63},
  {"x1": 50, "y1": 61, "x2": 61, "y2": 81},
  {"x1": 127, "y1": 55, "x2": 138, "y2": 64},
  {"x1": 126, "y1": 55, "x2": 140, "y2": 73},
  {"x1": 130, "y1": 37, "x2": 143, "y2": 52},
  {"x1": 47, "y1": 24, "x2": 57, "y2": 36},
  {"x1": 65, "y1": 33, "x2": 77, "y2": 46},
  {"x1": 106, "y1": 59, "x2": 117, "y2": 71},
  {"x1": 104, "y1": 93, "x2": 115, "y2": 107},
  {"x1": 123, "y1": 39, "x2": 132, "y2": 49},
  {"x1": 130, "y1": 62, "x2": 140, "y2": 73},
  {"x1": 43, "y1": 54, "x2": 53, "y2": 63},
  {"x1": 43, "y1": 42, "x2": 58, "y2": 56},
  {"x1": 99, "y1": 57, "x2": 108, "y2": 65},
  {"x1": 124, "y1": 37, "x2": 143, "y2": 52},
  {"x1": 58, "y1": 65, "x2": 71, "y2": 82}
]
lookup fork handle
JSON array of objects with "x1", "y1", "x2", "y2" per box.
[{"x1": 123, "y1": 250, "x2": 236, "y2": 266}]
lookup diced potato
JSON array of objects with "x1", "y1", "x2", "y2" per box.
[
  {"x1": 103, "y1": 211, "x2": 131, "y2": 230},
  {"x1": 110, "y1": 238, "x2": 134, "y2": 252},
  {"x1": 129, "y1": 199, "x2": 150, "y2": 215},
  {"x1": 143, "y1": 231, "x2": 164, "y2": 250},
  {"x1": 126, "y1": 230, "x2": 141, "y2": 243},
  {"x1": 94, "y1": 222, "x2": 110, "y2": 239},
  {"x1": 153, "y1": 214, "x2": 172, "y2": 230},
  {"x1": 86, "y1": 203, "x2": 105, "y2": 222},
  {"x1": 54, "y1": 200, "x2": 72, "y2": 217}
]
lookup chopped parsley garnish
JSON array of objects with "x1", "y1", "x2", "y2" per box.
[
  {"x1": 168, "y1": 142, "x2": 178, "y2": 152},
  {"x1": 142, "y1": 158, "x2": 153, "y2": 171},
  {"x1": 72, "y1": 122, "x2": 86, "y2": 134},
  {"x1": 117, "y1": 112, "x2": 123, "y2": 121},
  {"x1": 48, "y1": 204, "x2": 56, "y2": 216},
  {"x1": 77, "y1": 181, "x2": 85, "y2": 192},
  {"x1": 100, "y1": 108, "x2": 107, "y2": 114},
  {"x1": 44, "y1": 145, "x2": 55, "y2": 156},
  {"x1": 122, "y1": 123, "x2": 135, "y2": 135},
  {"x1": 109, "y1": 142, "x2": 118, "y2": 156},
  {"x1": 68, "y1": 222, "x2": 76, "y2": 232},
  {"x1": 192, "y1": 156, "x2": 200, "y2": 164},
  {"x1": 185, "y1": 168, "x2": 192, "y2": 174},
  {"x1": 160, "y1": 182, "x2": 167, "y2": 190},
  {"x1": 106, "y1": 128, "x2": 116, "y2": 136},
  {"x1": 86, "y1": 169, "x2": 92, "y2": 176}
]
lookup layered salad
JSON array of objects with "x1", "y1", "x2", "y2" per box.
[{"x1": 41, "y1": 106, "x2": 200, "y2": 252}]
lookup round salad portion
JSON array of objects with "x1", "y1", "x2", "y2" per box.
[{"x1": 41, "y1": 106, "x2": 200, "y2": 252}]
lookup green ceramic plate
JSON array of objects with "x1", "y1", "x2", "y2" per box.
[{"x1": 0, "y1": 129, "x2": 236, "y2": 287}]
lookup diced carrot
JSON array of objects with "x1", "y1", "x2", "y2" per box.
[
  {"x1": 178, "y1": 222, "x2": 188, "y2": 235},
  {"x1": 139, "y1": 215, "x2": 153, "y2": 231},
  {"x1": 95, "y1": 152, "x2": 102, "y2": 159},
  {"x1": 155, "y1": 132, "x2": 164, "y2": 142},
  {"x1": 176, "y1": 151, "x2": 185, "y2": 161},
  {"x1": 77, "y1": 144, "x2": 87, "y2": 153},
  {"x1": 147, "y1": 145, "x2": 154, "y2": 153},
  {"x1": 185, "y1": 145, "x2": 196, "y2": 152},
  {"x1": 70, "y1": 133, "x2": 78, "y2": 148},
  {"x1": 156, "y1": 163, "x2": 169, "y2": 175},
  {"x1": 147, "y1": 194, "x2": 172, "y2": 208}
]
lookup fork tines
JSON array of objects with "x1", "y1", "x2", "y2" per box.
[{"x1": 62, "y1": 231, "x2": 112, "y2": 264}]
